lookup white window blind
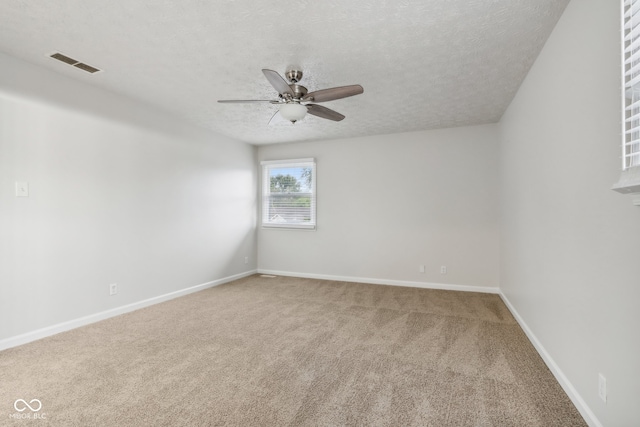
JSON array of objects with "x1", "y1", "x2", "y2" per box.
[
  {"x1": 261, "y1": 158, "x2": 316, "y2": 229},
  {"x1": 623, "y1": 0, "x2": 640, "y2": 169}
]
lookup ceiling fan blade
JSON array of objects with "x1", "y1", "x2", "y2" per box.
[
  {"x1": 218, "y1": 100, "x2": 278, "y2": 103},
  {"x1": 302, "y1": 85, "x2": 363, "y2": 103},
  {"x1": 262, "y1": 69, "x2": 294, "y2": 96},
  {"x1": 306, "y1": 104, "x2": 345, "y2": 122}
]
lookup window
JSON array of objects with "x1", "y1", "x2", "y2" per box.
[
  {"x1": 623, "y1": 0, "x2": 640, "y2": 170},
  {"x1": 261, "y1": 158, "x2": 316, "y2": 229},
  {"x1": 614, "y1": 0, "x2": 640, "y2": 198}
]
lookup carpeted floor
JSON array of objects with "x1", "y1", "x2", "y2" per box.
[{"x1": 0, "y1": 275, "x2": 586, "y2": 426}]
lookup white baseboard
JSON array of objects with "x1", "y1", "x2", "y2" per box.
[
  {"x1": 257, "y1": 269, "x2": 499, "y2": 294},
  {"x1": 499, "y1": 292, "x2": 602, "y2": 427},
  {"x1": 0, "y1": 270, "x2": 257, "y2": 352}
]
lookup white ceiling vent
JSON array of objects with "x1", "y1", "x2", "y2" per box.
[{"x1": 48, "y1": 52, "x2": 102, "y2": 74}]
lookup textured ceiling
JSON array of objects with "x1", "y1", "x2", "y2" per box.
[{"x1": 0, "y1": 0, "x2": 569, "y2": 145}]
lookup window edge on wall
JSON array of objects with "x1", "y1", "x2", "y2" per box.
[{"x1": 616, "y1": 0, "x2": 640, "y2": 205}]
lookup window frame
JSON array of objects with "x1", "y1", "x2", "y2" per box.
[
  {"x1": 614, "y1": 0, "x2": 640, "y2": 200},
  {"x1": 260, "y1": 158, "x2": 317, "y2": 230}
]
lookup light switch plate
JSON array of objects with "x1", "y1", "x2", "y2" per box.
[{"x1": 15, "y1": 182, "x2": 29, "y2": 197}]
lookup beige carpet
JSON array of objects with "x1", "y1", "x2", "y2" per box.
[{"x1": 1, "y1": 275, "x2": 586, "y2": 426}]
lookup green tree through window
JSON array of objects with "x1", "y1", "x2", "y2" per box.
[{"x1": 270, "y1": 174, "x2": 301, "y2": 193}]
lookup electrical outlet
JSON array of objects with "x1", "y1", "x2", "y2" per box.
[
  {"x1": 109, "y1": 283, "x2": 117, "y2": 296},
  {"x1": 440, "y1": 266, "x2": 447, "y2": 274},
  {"x1": 598, "y1": 373, "x2": 607, "y2": 403},
  {"x1": 419, "y1": 265, "x2": 425, "y2": 273},
  {"x1": 244, "y1": 256, "x2": 249, "y2": 264}
]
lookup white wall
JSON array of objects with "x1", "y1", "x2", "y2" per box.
[
  {"x1": 0, "y1": 53, "x2": 257, "y2": 342},
  {"x1": 258, "y1": 125, "x2": 500, "y2": 290},
  {"x1": 499, "y1": 0, "x2": 640, "y2": 425}
]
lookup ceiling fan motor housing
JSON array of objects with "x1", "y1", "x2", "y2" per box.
[{"x1": 289, "y1": 84, "x2": 307, "y2": 99}]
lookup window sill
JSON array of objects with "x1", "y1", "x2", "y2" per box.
[
  {"x1": 262, "y1": 224, "x2": 316, "y2": 231},
  {"x1": 612, "y1": 166, "x2": 640, "y2": 205}
]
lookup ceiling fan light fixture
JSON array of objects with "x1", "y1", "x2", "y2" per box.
[{"x1": 279, "y1": 103, "x2": 307, "y2": 123}]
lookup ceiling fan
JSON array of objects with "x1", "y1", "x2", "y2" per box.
[{"x1": 218, "y1": 69, "x2": 364, "y2": 124}]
